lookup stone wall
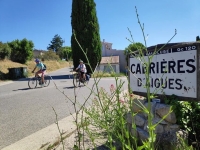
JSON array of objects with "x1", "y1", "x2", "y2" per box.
[{"x1": 126, "y1": 98, "x2": 180, "y2": 149}]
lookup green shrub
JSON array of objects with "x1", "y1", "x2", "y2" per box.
[
  {"x1": 0, "y1": 42, "x2": 11, "y2": 60},
  {"x1": 39, "y1": 50, "x2": 60, "y2": 61},
  {"x1": 8, "y1": 39, "x2": 33, "y2": 64},
  {"x1": 92, "y1": 71, "x2": 125, "y2": 78},
  {"x1": 165, "y1": 95, "x2": 200, "y2": 147}
]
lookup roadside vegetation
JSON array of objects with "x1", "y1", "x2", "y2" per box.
[
  {"x1": 1, "y1": 0, "x2": 200, "y2": 149},
  {"x1": 48, "y1": 2, "x2": 200, "y2": 150},
  {"x1": 0, "y1": 59, "x2": 72, "y2": 81},
  {"x1": 0, "y1": 30, "x2": 73, "y2": 81}
]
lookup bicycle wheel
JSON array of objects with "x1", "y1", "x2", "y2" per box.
[
  {"x1": 28, "y1": 77, "x2": 37, "y2": 89},
  {"x1": 43, "y1": 75, "x2": 51, "y2": 87},
  {"x1": 73, "y1": 73, "x2": 79, "y2": 87}
]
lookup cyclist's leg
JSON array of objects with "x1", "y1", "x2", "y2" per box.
[
  {"x1": 80, "y1": 71, "x2": 85, "y2": 80},
  {"x1": 79, "y1": 72, "x2": 82, "y2": 80},
  {"x1": 82, "y1": 72, "x2": 86, "y2": 80},
  {"x1": 35, "y1": 71, "x2": 39, "y2": 77},
  {"x1": 41, "y1": 71, "x2": 45, "y2": 84},
  {"x1": 38, "y1": 70, "x2": 44, "y2": 84}
]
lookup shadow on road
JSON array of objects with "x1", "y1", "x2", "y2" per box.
[
  {"x1": 50, "y1": 74, "x2": 74, "y2": 80},
  {"x1": 63, "y1": 86, "x2": 75, "y2": 89},
  {"x1": 13, "y1": 88, "x2": 31, "y2": 91},
  {"x1": 15, "y1": 74, "x2": 74, "y2": 82},
  {"x1": 63, "y1": 84, "x2": 86, "y2": 89},
  {"x1": 16, "y1": 78, "x2": 30, "y2": 81}
]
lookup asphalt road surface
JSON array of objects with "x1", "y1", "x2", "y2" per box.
[{"x1": 0, "y1": 67, "x2": 128, "y2": 149}]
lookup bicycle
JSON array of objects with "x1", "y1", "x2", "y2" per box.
[
  {"x1": 72, "y1": 68, "x2": 89, "y2": 87},
  {"x1": 28, "y1": 74, "x2": 51, "y2": 89}
]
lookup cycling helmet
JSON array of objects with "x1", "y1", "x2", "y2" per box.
[{"x1": 35, "y1": 58, "x2": 40, "y2": 62}]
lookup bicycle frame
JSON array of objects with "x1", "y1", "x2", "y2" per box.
[{"x1": 28, "y1": 74, "x2": 51, "y2": 89}]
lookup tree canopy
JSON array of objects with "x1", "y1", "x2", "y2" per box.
[
  {"x1": 196, "y1": 36, "x2": 200, "y2": 41},
  {"x1": 57, "y1": 46, "x2": 72, "y2": 61},
  {"x1": 124, "y1": 42, "x2": 145, "y2": 65},
  {"x1": 71, "y1": 0, "x2": 102, "y2": 74},
  {"x1": 0, "y1": 42, "x2": 11, "y2": 60},
  {"x1": 8, "y1": 38, "x2": 34, "y2": 64},
  {"x1": 47, "y1": 34, "x2": 64, "y2": 53}
]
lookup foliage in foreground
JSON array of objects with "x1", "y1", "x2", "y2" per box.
[
  {"x1": 165, "y1": 95, "x2": 200, "y2": 148},
  {"x1": 84, "y1": 82, "x2": 137, "y2": 149},
  {"x1": 52, "y1": 5, "x2": 198, "y2": 150}
]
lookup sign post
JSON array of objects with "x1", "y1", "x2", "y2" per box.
[{"x1": 129, "y1": 42, "x2": 200, "y2": 101}]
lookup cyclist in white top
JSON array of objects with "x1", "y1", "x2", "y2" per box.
[{"x1": 76, "y1": 59, "x2": 87, "y2": 81}]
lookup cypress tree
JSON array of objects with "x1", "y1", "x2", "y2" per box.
[
  {"x1": 196, "y1": 36, "x2": 200, "y2": 41},
  {"x1": 71, "y1": 0, "x2": 101, "y2": 74}
]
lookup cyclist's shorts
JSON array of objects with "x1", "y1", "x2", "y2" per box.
[
  {"x1": 38, "y1": 69, "x2": 46, "y2": 75},
  {"x1": 80, "y1": 71, "x2": 85, "y2": 75}
]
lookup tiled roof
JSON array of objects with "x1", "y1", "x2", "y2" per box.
[{"x1": 100, "y1": 56, "x2": 119, "y2": 64}]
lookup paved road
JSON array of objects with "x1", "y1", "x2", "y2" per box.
[{"x1": 0, "y1": 67, "x2": 128, "y2": 149}]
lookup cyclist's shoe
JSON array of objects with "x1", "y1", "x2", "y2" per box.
[{"x1": 41, "y1": 84, "x2": 44, "y2": 88}]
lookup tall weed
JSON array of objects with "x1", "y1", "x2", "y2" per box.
[{"x1": 53, "y1": 6, "x2": 194, "y2": 150}]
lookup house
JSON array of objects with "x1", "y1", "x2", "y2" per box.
[
  {"x1": 98, "y1": 39, "x2": 126, "y2": 73},
  {"x1": 96, "y1": 56, "x2": 120, "y2": 73},
  {"x1": 33, "y1": 49, "x2": 47, "y2": 58}
]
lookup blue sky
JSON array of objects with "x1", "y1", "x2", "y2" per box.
[{"x1": 0, "y1": 0, "x2": 199, "y2": 50}]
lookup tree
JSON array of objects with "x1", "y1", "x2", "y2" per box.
[
  {"x1": 57, "y1": 46, "x2": 72, "y2": 61},
  {"x1": 124, "y1": 42, "x2": 145, "y2": 65},
  {"x1": 8, "y1": 38, "x2": 34, "y2": 64},
  {"x1": 71, "y1": 0, "x2": 102, "y2": 74},
  {"x1": 196, "y1": 36, "x2": 200, "y2": 41},
  {"x1": 47, "y1": 34, "x2": 64, "y2": 54},
  {"x1": 0, "y1": 42, "x2": 11, "y2": 60},
  {"x1": 41, "y1": 50, "x2": 60, "y2": 61}
]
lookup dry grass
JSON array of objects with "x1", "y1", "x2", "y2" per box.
[
  {"x1": 0, "y1": 59, "x2": 73, "y2": 81},
  {"x1": 0, "y1": 59, "x2": 27, "y2": 74},
  {"x1": 25, "y1": 59, "x2": 73, "y2": 74}
]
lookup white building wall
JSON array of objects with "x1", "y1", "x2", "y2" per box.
[
  {"x1": 102, "y1": 39, "x2": 113, "y2": 57},
  {"x1": 97, "y1": 64, "x2": 120, "y2": 74},
  {"x1": 101, "y1": 39, "x2": 127, "y2": 73}
]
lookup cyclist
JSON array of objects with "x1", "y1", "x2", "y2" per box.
[
  {"x1": 32, "y1": 58, "x2": 46, "y2": 87},
  {"x1": 76, "y1": 59, "x2": 87, "y2": 81}
]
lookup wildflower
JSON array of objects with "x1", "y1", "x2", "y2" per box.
[
  {"x1": 130, "y1": 94, "x2": 134, "y2": 98},
  {"x1": 100, "y1": 87, "x2": 104, "y2": 90},
  {"x1": 110, "y1": 84, "x2": 115, "y2": 93},
  {"x1": 119, "y1": 99, "x2": 125, "y2": 104}
]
